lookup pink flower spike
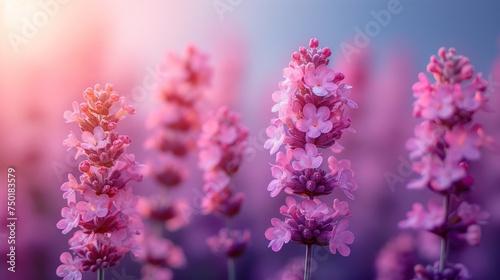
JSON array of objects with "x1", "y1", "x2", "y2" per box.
[
  {"x1": 291, "y1": 143, "x2": 323, "y2": 171},
  {"x1": 304, "y1": 64, "x2": 338, "y2": 96},
  {"x1": 76, "y1": 191, "x2": 109, "y2": 222},
  {"x1": 296, "y1": 103, "x2": 333, "y2": 138},
  {"x1": 265, "y1": 218, "x2": 291, "y2": 252},
  {"x1": 56, "y1": 252, "x2": 82, "y2": 280},
  {"x1": 329, "y1": 219, "x2": 354, "y2": 256}
]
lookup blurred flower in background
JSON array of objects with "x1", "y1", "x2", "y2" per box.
[{"x1": 1, "y1": 1, "x2": 500, "y2": 279}]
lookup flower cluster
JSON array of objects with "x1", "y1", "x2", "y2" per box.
[
  {"x1": 375, "y1": 233, "x2": 416, "y2": 280},
  {"x1": 400, "y1": 47, "x2": 492, "y2": 278},
  {"x1": 139, "y1": 46, "x2": 212, "y2": 278},
  {"x1": 264, "y1": 38, "x2": 357, "y2": 258},
  {"x1": 198, "y1": 106, "x2": 250, "y2": 259},
  {"x1": 57, "y1": 84, "x2": 143, "y2": 280},
  {"x1": 413, "y1": 262, "x2": 470, "y2": 280},
  {"x1": 145, "y1": 45, "x2": 212, "y2": 188},
  {"x1": 134, "y1": 231, "x2": 186, "y2": 280}
]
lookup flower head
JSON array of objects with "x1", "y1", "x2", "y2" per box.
[
  {"x1": 296, "y1": 103, "x2": 333, "y2": 139},
  {"x1": 58, "y1": 84, "x2": 143, "y2": 279},
  {"x1": 56, "y1": 252, "x2": 82, "y2": 280},
  {"x1": 329, "y1": 219, "x2": 355, "y2": 256},
  {"x1": 265, "y1": 218, "x2": 291, "y2": 252},
  {"x1": 265, "y1": 39, "x2": 356, "y2": 263},
  {"x1": 304, "y1": 64, "x2": 339, "y2": 97},
  {"x1": 206, "y1": 228, "x2": 251, "y2": 258}
]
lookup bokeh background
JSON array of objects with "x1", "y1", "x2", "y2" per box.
[{"x1": 1, "y1": 0, "x2": 500, "y2": 279}]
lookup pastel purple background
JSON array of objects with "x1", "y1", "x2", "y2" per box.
[{"x1": 1, "y1": 1, "x2": 500, "y2": 279}]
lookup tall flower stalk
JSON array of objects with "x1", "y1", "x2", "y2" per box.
[
  {"x1": 264, "y1": 38, "x2": 358, "y2": 280},
  {"x1": 400, "y1": 47, "x2": 491, "y2": 279},
  {"x1": 198, "y1": 106, "x2": 251, "y2": 280},
  {"x1": 57, "y1": 84, "x2": 143, "y2": 280},
  {"x1": 138, "y1": 45, "x2": 212, "y2": 278}
]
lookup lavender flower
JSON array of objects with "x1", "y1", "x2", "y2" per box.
[
  {"x1": 264, "y1": 38, "x2": 357, "y2": 279},
  {"x1": 138, "y1": 45, "x2": 212, "y2": 279},
  {"x1": 57, "y1": 84, "x2": 143, "y2": 280},
  {"x1": 145, "y1": 45, "x2": 212, "y2": 188},
  {"x1": 400, "y1": 47, "x2": 492, "y2": 278},
  {"x1": 198, "y1": 106, "x2": 250, "y2": 280},
  {"x1": 375, "y1": 233, "x2": 416, "y2": 280}
]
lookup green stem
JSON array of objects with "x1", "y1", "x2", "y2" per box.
[
  {"x1": 304, "y1": 244, "x2": 312, "y2": 280},
  {"x1": 97, "y1": 268, "x2": 104, "y2": 280},
  {"x1": 225, "y1": 218, "x2": 236, "y2": 280},
  {"x1": 439, "y1": 194, "x2": 450, "y2": 272},
  {"x1": 227, "y1": 257, "x2": 236, "y2": 280}
]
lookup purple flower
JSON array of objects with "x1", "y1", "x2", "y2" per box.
[
  {"x1": 329, "y1": 219, "x2": 354, "y2": 256},
  {"x1": 276, "y1": 198, "x2": 336, "y2": 246},
  {"x1": 206, "y1": 228, "x2": 251, "y2": 258},
  {"x1": 265, "y1": 218, "x2": 291, "y2": 252},
  {"x1": 135, "y1": 233, "x2": 185, "y2": 269},
  {"x1": 296, "y1": 103, "x2": 333, "y2": 138},
  {"x1": 56, "y1": 252, "x2": 82, "y2": 280},
  {"x1": 403, "y1": 48, "x2": 492, "y2": 276},
  {"x1": 445, "y1": 124, "x2": 482, "y2": 161},
  {"x1": 80, "y1": 126, "x2": 107, "y2": 150},
  {"x1": 375, "y1": 233, "x2": 416, "y2": 280},
  {"x1": 291, "y1": 143, "x2": 323, "y2": 171},
  {"x1": 58, "y1": 84, "x2": 144, "y2": 279},
  {"x1": 264, "y1": 120, "x2": 285, "y2": 155},
  {"x1": 336, "y1": 168, "x2": 357, "y2": 200},
  {"x1": 464, "y1": 224, "x2": 481, "y2": 246},
  {"x1": 414, "y1": 262, "x2": 471, "y2": 280},
  {"x1": 399, "y1": 201, "x2": 444, "y2": 231},
  {"x1": 60, "y1": 174, "x2": 81, "y2": 202},
  {"x1": 456, "y1": 201, "x2": 489, "y2": 225},
  {"x1": 267, "y1": 165, "x2": 289, "y2": 197},
  {"x1": 304, "y1": 64, "x2": 338, "y2": 97},
  {"x1": 265, "y1": 39, "x2": 357, "y2": 270},
  {"x1": 63, "y1": 101, "x2": 84, "y2": 123},
  {"x1": 76, "y1": 191, "x2": 109, "y2": 222},
  {"x1": 57, "y1": 203, "x2": 80, "y2": 234}
]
